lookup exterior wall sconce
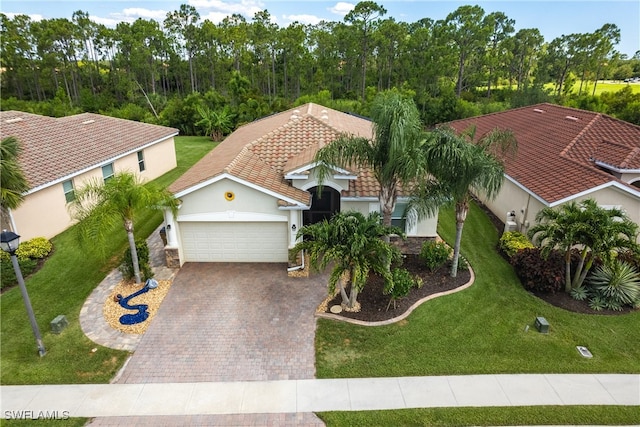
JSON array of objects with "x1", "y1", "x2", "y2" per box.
[{"x1": 291, "y1": 224, "x2": 297, "y2": 232}]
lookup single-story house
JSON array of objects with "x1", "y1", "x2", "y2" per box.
[
  {"x1": 164, "y1": 103, "x2": 438, "y2": 266},
  {"x1": 0, "y1": 111, "x2": 179, "y2": 240},
  {"x1": 445, "y1": 103, "x2": 640, "y2": 237}
]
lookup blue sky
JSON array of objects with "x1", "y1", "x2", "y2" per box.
[{"x1": 2, "y1": 0, "x2": 639, "y2": 57}]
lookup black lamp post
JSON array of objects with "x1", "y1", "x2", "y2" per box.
[{"x1": 1, "y1": 230, "x2": 46, "y2": 357}]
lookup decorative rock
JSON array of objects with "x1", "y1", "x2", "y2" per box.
[{"x1": 330, "y1": 305, "x2": 343, "y2": 314}]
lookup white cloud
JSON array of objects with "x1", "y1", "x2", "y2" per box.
[
  {"x1": 282, "y1": 14, "x2": 322, "y2": 26},
  {"x1": 3, "y1": 12, "x2": 44, "y2": 22},
  {"x1": 120, "y1": 8, "x2": 169, "y2": 21},
  {"x1": 329, "y1": 2, "x2": 354, "y2": 17},
  {"x1": 200, "y1": 11, "x2": 233, "y2": 24},
  {"x1": 189, "y1": 0, "x2": 264, "y2": 17}
]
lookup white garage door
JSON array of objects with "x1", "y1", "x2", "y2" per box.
[{"x1": 180, "y1": 222, "x2": 289, "y2": 262}]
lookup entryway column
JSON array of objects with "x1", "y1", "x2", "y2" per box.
[{"x1": 163, "y1": 209, "x2": 179, "y2": 247}]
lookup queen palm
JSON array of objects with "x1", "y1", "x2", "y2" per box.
[
  {"x1": 409, "y1": 126, "x2": 516, "y2": 277},
  {"x1": 313, "y1": 90, "x2": 425, "y2": 239},
  {"x1": 293, "y1": 211, "x2": 401, "y2": 309},
  {"x1": 70, "y1": 171, "x2": 178, "y2": 283},
  {"x1": 0, "y1": 136, "x2": 29, "y2": 216}
]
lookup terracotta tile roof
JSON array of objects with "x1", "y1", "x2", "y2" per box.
[
  {"x1": 445, "y1": 103, "x2": 640, "y2": 204},
  {"x1": 169, "y1": 103, "x2": 378, "y2": 204},
  {"x1": 0, "y1": 111, "x2": 179, "y2": 191}
]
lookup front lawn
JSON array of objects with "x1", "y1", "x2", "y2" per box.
[
  {"x1": 314, "y1": 201, "x2": 640, "y2": 424},
  {"x1": 0, "y1": 136, "x2": 214, "y2": 385}
]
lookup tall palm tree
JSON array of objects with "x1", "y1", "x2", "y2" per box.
[
  {"x1": 293, "y1": 211, "x2": 402, "y2": 310},
  {"x1": 70, "y1": 172, "x2": 178, "y2": 283},
  {"x1": 0, "y1": 136, "x2": 29, "y2": 216},
  {"x1": 314, "y1": 90, "x2": 425, "y2": 239},
  {"x1": 529, "y1": 199, "x2": 638, "y2": 291},
  {"x1": 409, "y1": 126, "x2": 516, "y2": 277}
]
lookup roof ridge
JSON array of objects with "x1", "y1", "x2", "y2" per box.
[
  {"x1": 621, "y1": 146, "x2": 640, "y2": 169},
  {"x1": 560, "y1": 113, "x2": 601, "y2": 158}
]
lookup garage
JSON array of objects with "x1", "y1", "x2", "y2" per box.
[{"x1": 179, "y1": 221, "x2": 289, "y2": 263}]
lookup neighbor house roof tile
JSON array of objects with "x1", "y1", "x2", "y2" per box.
[
  {"x1": 445, "y1": 103, "x2": 640, "y2": 204},
  {"x1": 0, "y1": 111, "x2": 179, "y2": 191},
  {"x1": 169, "y1": 103, "x2": 378, "y2": 204}
]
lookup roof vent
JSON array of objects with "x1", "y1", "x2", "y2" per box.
[
  {"x1": 565, "y1": 115, "x2": 579, "y2": 122},
  {"x1": 82, "y1": 119, "x2": 95, "y2": 125},
  {"x1": 5, "y1": 117, "x2": 24, "y2": 123},
  {"x1": 291, "y1": 114, "x2": 299, "y2": 120},
  {"x1": 533, "y1": 108, "x2": 545, "y2": 114},
  {"x1": 321, "y1": 114, "x2": 329, "y2": 121}
]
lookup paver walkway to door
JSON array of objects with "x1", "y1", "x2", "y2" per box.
[{"x1": 115, "y1": 262, "x2": 328, "y2": 384}]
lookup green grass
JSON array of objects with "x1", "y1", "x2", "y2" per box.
[
  {"x1": 316, "y1": 202, "x2": 640, "y2": 378},
  {"x1": 314, "y1": 201, "x2": 640, "y2": 425},
  {"x1": 544, "y1": 80, "x2": 640, "y2": 96},
  {"x1": 318, "y1": 406, "x2": 640, "y2": 426},
  {"x1": 0, "y1": 136, "x2": 214, "y2": 385}
]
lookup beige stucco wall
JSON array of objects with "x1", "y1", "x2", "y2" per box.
[
  {"x1": 115, "y1": 138, "x2": 177, "y2": 179},
  {"x1": 476, "y1": 178, "x2": 640, "y2": 241},
  {"x1": 177, "y1": 179, "x2": 284, "y2": 217},
  {"x1": 10, "y1": 138, "x2": 177, "y2": 241}
]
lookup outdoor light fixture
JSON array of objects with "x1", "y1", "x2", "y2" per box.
[
  {"x1": 291, "y1": 224, "x2": 297, "y2": 232},
  {"x1": 0, "y1": 230, "x2": 46, "y2": 357}
]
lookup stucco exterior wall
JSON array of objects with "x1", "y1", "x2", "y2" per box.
[
  {"x1": 115, "y1": 138, "x2": 177, "y2": 179},
  {"x1": 476, "y1": 178, "x2": 640, "y2": 240},
  {"x1": 177, "y1": 178, "x2": 284, "y2": 217},
  {"x1": 10, "y1": 138, "x2": 176, "y2": 240}
]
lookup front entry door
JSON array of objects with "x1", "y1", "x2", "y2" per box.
[{"x1": 303, "y1": 187, "x2": 340, "y2": 225}]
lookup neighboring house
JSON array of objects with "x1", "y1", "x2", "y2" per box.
[
  {"x1": 0, "y1": 111, "x2": 179, "y2": 240},
  {"x1": 164, "y1": 103, "x2": 438, "y2": 266},
  {"x1": 445, "y1": 103, "x2": 640, "y2": 237}
]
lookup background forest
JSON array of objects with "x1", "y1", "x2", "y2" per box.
[{"x1": 2, "y1": 1, "x2": 640, "y2": 136}]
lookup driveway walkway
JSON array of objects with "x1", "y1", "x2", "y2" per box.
[{"x1": 115, "y1": 262, "x2": 328, "y2": 384}]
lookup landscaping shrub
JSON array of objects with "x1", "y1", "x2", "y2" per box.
[
  {"x1": 0, "y1": 236, "x2": 53, "y2": 262},
  {"x1": 499, "y1": 231, "x2": 534, "y2": 258},
  {"x1": 384, "y1": 267, "x2": 422, "y2": 310},
  {"x1": 454, "y1": 255, "x2": 469, "y2": 272},
  {"x1": 587, "y1": 260, "x2": 640, "y2": 309},
  {"x1": 617, "y1": 249, "x2": 640, "y2": 271},
  {"x1": 119, "y1": 240, "x2": 154, "y2": 282},
  {"x1": 510, "y1": 247, "x2": 564, "y2": 293},
  {"x1": 419, "y1": 240, "x2": 451, "y2": 272},
  {"x1": 1, "y1": 258, "x2": 38, "y2": 290}
]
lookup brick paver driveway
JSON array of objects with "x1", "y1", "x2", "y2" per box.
[{"x1": 116, "y1": 263, "x2": 328, "y2": 384}]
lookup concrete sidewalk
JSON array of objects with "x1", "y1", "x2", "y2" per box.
[{"x1": 2, "y1": 374, "x2": 638, "y2": 419}]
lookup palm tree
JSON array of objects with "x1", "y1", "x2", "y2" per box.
[
  {"x1": 313, "y1": 90, "x2": 425, "y2": 239},
  {"x1": 0, "y1": 136, "x2": 29, "y2": 216},
  {"x1": 70, "y1": 171, "x2": 178, "y2": 283},
  {"x1": 529, "y1": 199, "x2": 638, "y2": 291},
  {"x1": 409, "y1": 126, "x2": 516, "y2": 277},
  {"x1": 293, "y1": 211, "x2": 402, "y2": 310},
  {"x1": 195, "y1": 105, "x2": 235, "y2": 141}
]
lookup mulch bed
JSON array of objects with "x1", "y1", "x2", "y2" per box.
[
  {"x1": 532, "y1": 290, "x2": 636, "y2": 316},
  {"x1": 323, "y1": 254, "x2": 471, "y2": 322}
]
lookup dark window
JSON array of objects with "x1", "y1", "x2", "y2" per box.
[
  {"x1": 102, "y1": 163, "x2": 114, "y2": 182},
  {"x1": 62, "y1": 179, "x2": 75, "y2": 203},
  {"x1": 137, "y1": 151, "x2": 146, "y2": 172}
]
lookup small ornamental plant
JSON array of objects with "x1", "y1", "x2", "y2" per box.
[
  {"x1": 419, "y1": 240, "x2": 451, "y2": 272},
  {"x1": 499, "y1": 231, "x2": 534, "y2": 258}
]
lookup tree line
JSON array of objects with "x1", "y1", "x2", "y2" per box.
[{"x1": 2, "y1": 1, "x2": 640, "y2": 132}]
